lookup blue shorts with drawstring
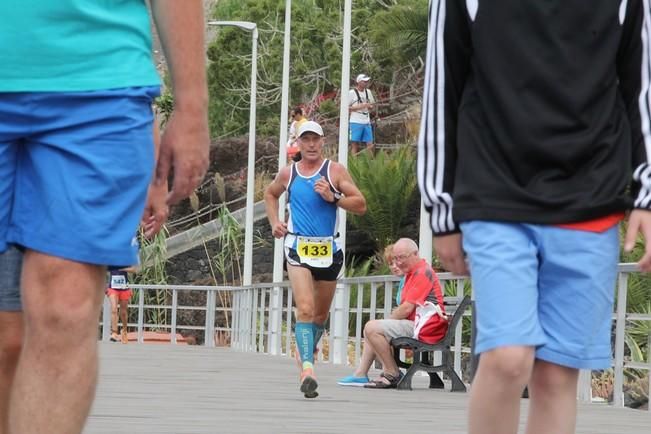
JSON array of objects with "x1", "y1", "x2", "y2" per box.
[
  {"x1": 461, "y1": 221, "x2": 619, "y2": 370},
  {"x1": 0, "y1": 87, "x2": 159, "y2": 268}
]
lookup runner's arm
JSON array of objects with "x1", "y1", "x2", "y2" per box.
[
  {"x1": 331, "y1": 164, "x2": 366, "y2": 215},
  {"x1": 264, "y1": 168, "x2": 290, "y2": 237}
]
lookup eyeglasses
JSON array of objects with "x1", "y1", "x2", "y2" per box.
[{"x1": 393, "y1": 251, "x2": 416, "y2": 262}]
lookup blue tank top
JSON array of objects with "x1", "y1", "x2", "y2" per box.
[{"x1": 286, "y1": 159, "x2": 341, "y2": 251}]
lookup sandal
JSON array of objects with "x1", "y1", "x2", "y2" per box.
[{"x1": 363, "y1": 371, "x2": 402, "y2": 389}]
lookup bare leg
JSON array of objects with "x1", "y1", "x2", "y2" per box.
[
  {"x1": 363, "y1": 320, "x2": 399, "y2": 377},
  {"x1": 468, "y1": 346, "x2": 535, "y2": 434},
  {"x1": 525, "y1": 360, "x2": 579, "y2": 434},
  {"x1": 312, "y1": 280, "x2": 336, "y2": 356},
  {"x1": 287, "y1": 265, "x2": 315, "y2": 323},
  {"x1": 350, "y1": 142, "x2": 359, "y2": 155},
  {"x1": 312, "y1": 280, "x2": 335, "y2": 326},
  {"x1": 119, "y1": 299, "x2": 129, "y2": 343},
  {"x1": 108, "y1": 294, "x2": 118, "y2": 336},
  {"x1": 9, "y1": 251, "x2": 105, "y2": 434},
  {"x1": 0, "y1": 312, "x2": 22, "y2": 434},
  {"x1": 352, "y1": 322, "x2": 382, "y2": 377},
  {"x1": 286, "y1": 265, "x2": 319, "y2": 397}
]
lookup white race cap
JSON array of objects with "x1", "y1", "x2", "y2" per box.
[
  {"x1": 356, "y1": 74, "x2": 371, "y2": 83},
  {"x1": 297, "y1": 120, "x2": 324, "y2": 137}
]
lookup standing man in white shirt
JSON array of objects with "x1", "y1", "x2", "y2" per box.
[{"x1": 349, "y1": 74, "x2": 375, "y2": 155}]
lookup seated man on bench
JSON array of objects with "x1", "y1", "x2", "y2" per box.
[{"x1": 338, "y1": 238, "x2": 448, "y2": 389}]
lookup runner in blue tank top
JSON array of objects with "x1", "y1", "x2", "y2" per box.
[{"x1": 265, "y1": 121, "x2": 367, "y2": 398}]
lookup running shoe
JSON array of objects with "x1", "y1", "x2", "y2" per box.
[
  {"x1": 300, "y1": 366, "x2": 318, "y2": 399},
  {"x1": 337, "y1": 375, "x2": 370, "y2": 387}
]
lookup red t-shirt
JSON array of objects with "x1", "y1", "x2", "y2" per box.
[
  {"x1": 556, "y1": 212, "x2": 624, "y2": 232},
  {"x1": 401, "y1": 259, "x2": 448, "y2": 344}
]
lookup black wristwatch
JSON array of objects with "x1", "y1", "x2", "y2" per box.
[{"x1": 332, "y1": 191, "x2": 343, "y2": 204}]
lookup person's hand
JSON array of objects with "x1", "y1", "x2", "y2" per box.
[
  {"x1": 434, "y1": 233, "x2": 469, "y2": 276},
  {"x1": 624, "y1": 209, "x2": 651, "y2": 272},
  {"x1": 314, "y1": 177, "x2": 335, "y2": 202},
  {"x1": 271, "y1": 221, "x2": 288, "y2": 239},
  {"x1": 141, "y1": 180, "x2": 169, "y2": 239},
  {"x1": 154, "y1": 107, "x2": 210, "y2": 205}
]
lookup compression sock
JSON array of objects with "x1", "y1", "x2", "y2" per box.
[
  {"x1": 295, "y1": 322, "x2": 315, "y2": 367},
  {"x1": 313, "y1": 323, "x2": 325, "y2": 353}
]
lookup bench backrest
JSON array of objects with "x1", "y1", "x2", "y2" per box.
[{"x1": 441, "y1": 295, "x2": 472, "y2": 345}]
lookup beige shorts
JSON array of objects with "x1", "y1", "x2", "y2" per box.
[{"x1": 377, "y1": 319, "x2": 414, "y2": 339}]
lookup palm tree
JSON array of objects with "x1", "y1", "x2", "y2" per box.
[
  {"x1": 347, "y1": 146, "x2": 417, "y2": 251},
  {"x1": 369, "y1": 1, "x2": 429, "y2": 65}
]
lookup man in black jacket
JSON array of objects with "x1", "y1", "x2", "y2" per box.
[{"x1": 418, "y1": 1, "x2": 651, "y2": 433}]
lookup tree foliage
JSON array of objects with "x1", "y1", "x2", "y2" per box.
[
  {"x1": 368, "y1": 0, "x2": 428, "y2": 76},
  {"x1": 348, "y1": 146, "x2": 418, "y2": 251},
  {"x1": 206, "y1": 0, "x2": 428, "y2": 139}
]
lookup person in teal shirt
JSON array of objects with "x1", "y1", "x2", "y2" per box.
[
  {"x1": 0, "y1": 2, "x2": 209, "y2": 433},
  {"x1": 338, "y1": 243, "x2": 405, "y2": 386}
]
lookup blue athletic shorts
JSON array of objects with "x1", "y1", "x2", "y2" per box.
[
  {"x1": 349, "y1": 122, "x2": 373, "y2": 143},
  {"x1": 0, "y1": 246, "x2": 22, "y2": 311},
  {"x1": 0, "y1": 87, "x2": 159, "y2": 267},
  {"x1": 461, "y1": 221, "x2": 619, "y2": 370}
]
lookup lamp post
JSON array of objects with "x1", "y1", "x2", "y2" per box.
[
  {"x1": 330, "y1": 0, "x2": 353, "y2": 365},
  {"x1": 269, "y1": 0, "x2": 293, "y2": 355},
  {"x1": 207, "y1": 21, "x2": 258, "y2": 287}
]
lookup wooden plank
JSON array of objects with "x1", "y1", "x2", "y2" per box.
[{"x1": 85, "y1": 344, "x2": 650, "y2": 434}]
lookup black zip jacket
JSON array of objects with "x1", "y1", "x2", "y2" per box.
[{"x1": 418, "y1": 0, "x2": 650, "y2": 235}]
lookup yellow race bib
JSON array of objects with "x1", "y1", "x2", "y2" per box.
[{"x1": 296, "y1": 236, "x2": 333, "y2": 268}]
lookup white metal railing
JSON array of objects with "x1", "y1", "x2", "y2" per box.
[{"x1": 101, "y1": 263, "x2": 650, "y2": 409}]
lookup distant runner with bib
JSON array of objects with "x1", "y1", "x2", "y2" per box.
[{"x1": 264, "y1": 121, "x2": 366, "y2": 398}]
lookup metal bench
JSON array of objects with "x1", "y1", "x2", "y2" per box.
[{"x1": 390, "y1": 295, "x2": 472, "y2": 391}]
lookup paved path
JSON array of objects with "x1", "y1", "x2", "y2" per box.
[{"x1": 85, "y1": 344, "x2": 650, "y2": 434}]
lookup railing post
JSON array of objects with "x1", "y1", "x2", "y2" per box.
[
  {"x1": 453, "y1": 278, "x2": 464, "y2": 378},
  {"x1": 577, "y1": 370, "x2": 592, "y2": 403},
  {"x1": 613, "y1": 271, "x2": 628, "y2": 408},
  {"x1": 381, "y1": 282, "x2": 390, "y2": 317},
  {"x1": 369, "y1": 282, "x2": 377, "y2": 321},
  {"x1": 258, "y1": 288, "x2": 266, "y2": 353},
  {"x1": 286, "y1": 287, "x2": 294, "y2": 357},
  {"x1": 331, "y1": 282, "x2": 350, "y2": 365},
  {"x1": 354, "y1": 282, "x2": 365, "y2": 366},
  {"x1": 170, "y1": 289, "x2": 178, "y2": 344},
  {"x1": 204, "y1": 290, "x2": 216, "y2": 348},
  {"x1": 250, "y1": 288, "x2": 259, "y2": 351},
  {"x1": 137, "y1": 288, "x2": 145, "y2": 343},
  {"x1": 246, "y1": 289, "x2": 253, "y2": 351},
  {"x1": 241, "y1": 289, "x2": 250, "y2": 351},
  {"x1": 648, "y1": 334, "x2": 651, "y2": 414},
  {"x1": 269, "y1": 285, "x2": 283, "y2": 355},
  {"x1": 470, "y1": 285, "x2": 479, "y2": 384},
  {"x1": 236, "y1": 291, "x2": 242, "y2": 350},
  {"x1": 101, "y1": 296, "x2": 111, "y2": 342}
]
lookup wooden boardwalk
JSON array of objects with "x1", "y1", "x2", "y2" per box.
[{"x1": 85, "y1": 343, "x2": 650, "y2": 434}]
